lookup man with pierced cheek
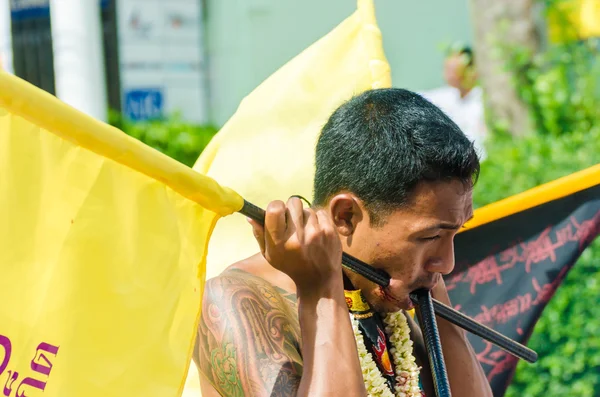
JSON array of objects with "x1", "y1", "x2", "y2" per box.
[{"x1": 193, "y1": 88, "x2": 492, "y2": 397}]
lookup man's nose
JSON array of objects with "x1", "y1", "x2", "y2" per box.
[{"x1": 425, "y1": 239, "x2": 455, "y2": 275}]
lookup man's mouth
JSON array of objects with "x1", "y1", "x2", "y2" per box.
[{"x1": 378, "y1": 278, "x2": 439, "y2": 310}]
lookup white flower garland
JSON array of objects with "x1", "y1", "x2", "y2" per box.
[{"x1": 351, "y1": 311, "x2": 422, "y2": 397}]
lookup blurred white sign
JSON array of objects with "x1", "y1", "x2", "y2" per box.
[{"x1": 117, "y1": 0, "x2": 208, "y2": 123}]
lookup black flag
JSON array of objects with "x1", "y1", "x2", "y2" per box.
[{"x1": 448, "y1": 164, "x2": 600, "y2": 396}]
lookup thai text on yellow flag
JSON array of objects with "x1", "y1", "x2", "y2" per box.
[{"x1": 0, "y1": 70, "x2": 243, "y2": 396}]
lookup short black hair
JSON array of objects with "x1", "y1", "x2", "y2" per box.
[{"x1": 313, "y1": 88, "x2": 480, "y2": 226}]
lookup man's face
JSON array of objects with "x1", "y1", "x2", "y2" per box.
[{"x1": 341, "y1": 180, "x2": 473, "y2": 313}]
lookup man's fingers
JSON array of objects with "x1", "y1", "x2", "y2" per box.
[
  {"x1": 304, "y1": 207, "x2": 319, "y2": 229},
  {"x1": 287, "y1": 196, "x2": 305, "y2": 238},
  {"x1": 316, "y1": 209, "x2": 335, "y2": 234},
  {"x1": 247, "y1": 217, "x2": 266, "y2": 254},
  {"x1": 264, "y1": 200, "x2": 287, "y2": 247}
]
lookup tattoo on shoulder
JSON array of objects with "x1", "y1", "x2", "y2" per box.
[
  {"x1": 196, "y1": 270, "x2": 302, "y2": 397},
  {"x1": 274, "y1": 286, "x2": 298, "y2": 305}
]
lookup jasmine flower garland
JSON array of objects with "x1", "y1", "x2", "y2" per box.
[{"x1": 350, "y1": 311, "x2": 423, "y2": 397}]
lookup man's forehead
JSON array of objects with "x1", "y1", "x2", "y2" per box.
[
  {"x1": 411, "y1": 179, "x2": 471, "y2": 204},
  {"x1": 401, "y1": 181, "x2": 473, "y2": 223}
]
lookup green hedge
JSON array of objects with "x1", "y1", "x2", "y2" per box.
[
  {"x1": 476, "y1": 129, "x2": 600, "y2": 397},
  {"x1": 110, "y1": 112, "x2": 218, "y2": 168}
]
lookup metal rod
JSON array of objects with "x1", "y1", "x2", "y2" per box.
[
  {"x1": 417, "y1": 295, "x2": 538, "y2": 363},
  {"x1": 413, "y1": 289, "x2": 452, "y2": 397}
]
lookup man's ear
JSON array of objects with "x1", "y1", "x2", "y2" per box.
[{"x1": 328, "y1": 194, "x2": 365, "y2": 237}]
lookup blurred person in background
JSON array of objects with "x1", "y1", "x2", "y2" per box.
[{"x1": 421, "y1": 43, "x2": 488, "y2": 160}]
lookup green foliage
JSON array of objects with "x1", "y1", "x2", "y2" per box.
[
  {"x1": 476, "y1": 9, "x2": 600, "y2": 391},
  {"x1": 496, "y1": 0, "x2": 600, "y2": 138},
  {"x1": 474, "y1": 128, "x2": 600, "y2": 209},
  {"x1": 109, "y1": 110, "x2": 218, "y2": 167},
  {"x1": 507, "y1": 39, "x2": 600, "y2": 138}
]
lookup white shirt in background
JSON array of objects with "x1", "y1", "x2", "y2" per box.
[{"x1": 420, "y1": 86, "x2": 487, "y2": 160}]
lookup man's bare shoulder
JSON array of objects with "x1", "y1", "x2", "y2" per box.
[
  {"x1": 195, "y1": 261, "x2": 302, "y2": 397},
  {"x1": 203, "y1": 266, "x2": 297, "y2": 308}
]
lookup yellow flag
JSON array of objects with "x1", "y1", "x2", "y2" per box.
[
  {"x1": 0, "y1": 70, "x2": 243, "y2": 396},
  {"x1": 186, "y1": 0, "x2": 390, "y2": 394}
]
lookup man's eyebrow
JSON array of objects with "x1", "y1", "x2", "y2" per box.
[{"x1": 420, "y1": 215, "x2": 474, "y2": 232}]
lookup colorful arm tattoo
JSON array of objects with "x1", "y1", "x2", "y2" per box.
[{"x1": 195, "y1": 269, "x2": 303, "y2": 397}]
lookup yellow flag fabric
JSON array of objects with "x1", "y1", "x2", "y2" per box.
[
  {"x1": 0, "y1": 70, "x2": 243, "y2": 396},
  {"x1": 186, "y1": 0, "x2": 391, "y2": 394}
]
